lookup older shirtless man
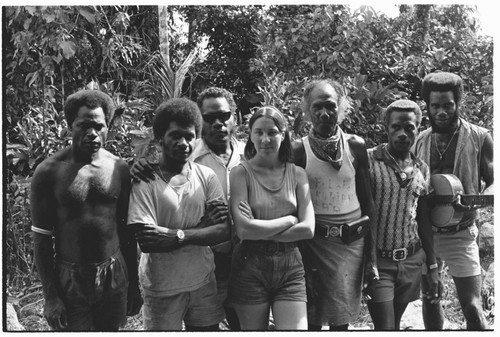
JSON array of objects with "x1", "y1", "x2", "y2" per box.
[{"x1": 30, "y1": 90, "x2": 142, "y2": 331}]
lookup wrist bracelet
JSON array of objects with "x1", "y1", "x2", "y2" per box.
[{"x1": 428, "y1": 263, "x2": 438, "y2": 270}]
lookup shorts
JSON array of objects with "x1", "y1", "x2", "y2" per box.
[
  {"x1": 227, "y1": 241, "x2": 307, "y2": 305},
  {"x1": 213, "y1": 250, "x2": 232, "y2": 306},
  {"x1": 56, "y1": 250, "x2": 128, "y2": 331},
  {"x1": 300, "y1": 234, "x2": 364, "y2": 326},
  {"x1": 142, "y1": 272, "x2": 224, "y2": 330},
  {"x1": 369, "y1": 248, "x2": 425, "y2": 304},
  {"x1": 422, "y1": 223, "x2": 481, "y2": 278}
]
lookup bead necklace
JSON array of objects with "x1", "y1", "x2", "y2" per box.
[
  {"x1": 384, "y1": 145, "x2": 412, "y2": 180},
  {"x1": 434, "y1": 122, "x2": 460, "y2": 161}
]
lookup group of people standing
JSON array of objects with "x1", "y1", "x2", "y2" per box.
[{"x1": 30, "y1": 72, "x2": 493, "y2": 331}]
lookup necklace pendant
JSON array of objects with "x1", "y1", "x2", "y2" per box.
[{"x1": 400, "y1": 172, "x2": 407, "y2": 180}]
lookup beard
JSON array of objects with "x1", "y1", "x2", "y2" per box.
[{"x1": 429, "y1": 109, "x2": 459, "y2": 133}]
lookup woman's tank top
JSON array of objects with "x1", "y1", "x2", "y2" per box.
[{"x1": 240, "y1": 161, "x2": 298, "y2": 220}]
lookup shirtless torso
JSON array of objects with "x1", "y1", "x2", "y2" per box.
[
  {"x1": 31, "y1": 99, "x2": 141, "y2": 331},
  {"x1": 32, "y1": 147, "x2": 129, "y2": 262}
]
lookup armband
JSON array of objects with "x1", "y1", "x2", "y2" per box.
[
  {"x1": 31, "y1": 226, "x2": 53, "y2": 236},
  {"x1": 428, "y1": 263, "x2": 438, "y2": 270}
]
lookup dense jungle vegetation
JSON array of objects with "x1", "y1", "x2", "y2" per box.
[{"x1": 3, "y1": 5, "x2": 493, "y2": 330}]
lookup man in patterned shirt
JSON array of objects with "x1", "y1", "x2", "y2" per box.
[{"x1": 366, "y1": 99, "x2": 439, "y2": 330}]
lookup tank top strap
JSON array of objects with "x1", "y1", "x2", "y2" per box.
[
  {"x1": 339, "y1": 129, "x2": 356, "y2": 168},
  {"x1": 284, "y1": 162, "x2": 297, "y2": 190},
  {"x1": 240, "y1": 161, "x2": 294, "y2": 192}
]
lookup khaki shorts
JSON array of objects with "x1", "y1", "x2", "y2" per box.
[
  {"x1": 422, "y1": 223, "x2": 481, "y2": 278},
  {"x1": 370, "y1": 248, "x2": 426, "y2": 303},
  {"x1": 142, "y1": 272, "x2": 224, "y2": 330}
]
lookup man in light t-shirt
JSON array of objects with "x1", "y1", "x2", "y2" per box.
[
  {"x1": 131, "y1": 87, "x2": 244, "y2": 330},
  {"x1": 127, "y1": 97, "x2": 230, "y2": 331}
]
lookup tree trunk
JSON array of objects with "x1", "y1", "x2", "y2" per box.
[
  {"x1": 158, "y1": 6, "x2": 170, "y2": 65},
  {"x1": 412, "y1": 5, "x2": 432, "y2": 53}
]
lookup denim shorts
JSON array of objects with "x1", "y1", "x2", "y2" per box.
[
  {"x1": 370, "y1": 247, "x2": 425, "y2": 304},
  {"x1": 56, "y1": 250, "x2": 128, "y2": 331},
  {"x1": 142, "y1": 272, "x2": 224, "y2": 330},
  {"x1": 227, "y1": 241, "x2": 307, "y2": 305}
]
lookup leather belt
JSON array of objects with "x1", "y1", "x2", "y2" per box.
[
  {"x1": 433, "y1": 222, "x2": 473, "y2": 233},
  {"x1": 315, "y1": 224, "x2": 342, "y2": 238},
  {"x1": 378, "y1": 241, "x2": 421, "y2": 261},
  {"x1": 241, "y1": 240, "x2": 297, "y2": 254}
]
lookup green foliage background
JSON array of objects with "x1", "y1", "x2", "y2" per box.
[{"x1": 3, "y1": 4, "x2": 493, "y2": 304}]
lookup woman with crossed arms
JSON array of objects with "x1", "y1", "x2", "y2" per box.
[{"x1": 227, "y1": 106, "x2": 315, "y2": 330}]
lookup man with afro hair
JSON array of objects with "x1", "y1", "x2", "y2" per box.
[
  {"x1": 415, "y1": 72, "x2": 493, "y2": 330},
  {"x1": 128, "y1": 97, "x2": 230, "y2": 330},
  {"x1": 31, "y1": 89, "x2": 142, "y2": 331}
]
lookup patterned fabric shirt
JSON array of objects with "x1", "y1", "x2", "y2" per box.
[{"x1": 368, "y1": 144, "x2": 433, "y2": 251}]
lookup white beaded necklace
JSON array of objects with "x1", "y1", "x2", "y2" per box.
[{"x1": 384, "y1": 144, "x2": 412, "y2": 180}]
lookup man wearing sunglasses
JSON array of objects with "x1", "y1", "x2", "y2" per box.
[{"x1": 131, "y1": 87, "x2": 244, "y2": 330}]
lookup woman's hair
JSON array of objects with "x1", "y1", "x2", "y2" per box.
[{"x1": 244, "y1": 106, "x2": 292, "y2": 162}]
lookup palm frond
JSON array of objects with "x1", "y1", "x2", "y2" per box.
[{"x1": 173, "y1": 48, "x2": 198, "y2": 98}]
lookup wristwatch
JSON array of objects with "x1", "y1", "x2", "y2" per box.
[{"x1": 176, "y1": 229, "x2": 185, "y2": 244}]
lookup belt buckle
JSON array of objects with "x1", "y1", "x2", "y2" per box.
[
  {"x1": 392, "y1": 247, "x2": 407, "y2": 261},
  {"x1": 324, "y1": 225, "x2": 340, "y2": 238}
]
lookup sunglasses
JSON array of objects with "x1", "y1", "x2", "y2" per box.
[{"x1": 202, "y1": 111, "x2": 232, "y2": 124}]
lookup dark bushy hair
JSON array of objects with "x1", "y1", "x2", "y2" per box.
[
  {"x1": 153, "y1": 98, "x2": 202, "y2": 139},
  {"x1": 384, "y1": 99, "x2": 422, "y2": 127},
  {"x1": 196, "y1": 87, "x2": 237, "y2": 113},
  {"x1": 302, "y1": 79, "x2": 351, "y2": 123},
  {"x1": 244, "y1": 106, "x2": 292, "y2": 163},
  {"x1": 64, "y1": 90, "x2": 115, "y2": 127},
  {"x1": 421, "y1": 72, "x2": 464, "y2": 106}
]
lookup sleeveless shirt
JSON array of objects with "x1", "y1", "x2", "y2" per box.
[
  {"x1": 303, "y1": 131, "x2": 361, "y2": 225},
  {"x1": 240, "y1": 161, "x2": 298, "y2": 220}
]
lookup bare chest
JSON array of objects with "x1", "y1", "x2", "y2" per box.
[
  {"x1": 55, "y1": 163, "x2": 121, "y2": 205},
  {"x1": 430, "y1": 134, "x2": 457, "y2": 174}
]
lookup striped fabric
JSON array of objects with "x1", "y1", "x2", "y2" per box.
[{"x1": 368, "y1": 144, "x2": 432, "y2": 251}]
